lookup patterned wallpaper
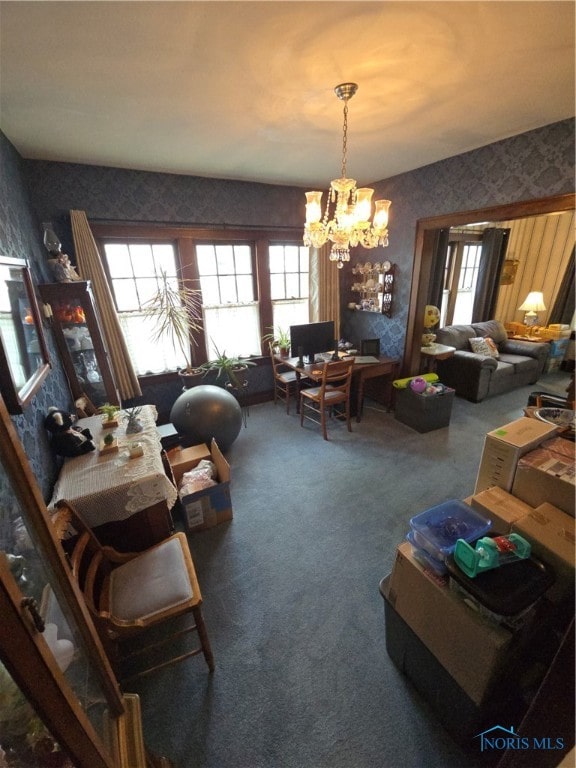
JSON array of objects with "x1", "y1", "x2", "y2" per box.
[
  {"x1": 341, "y1": 119, "x2": 575, "y2": 359},
  {"x1": 0, "y1": 134, "x2": 70, "y2": 548},
  {"x1": 23, "y1": 120, "x2": 575, "y2": 366},
  {"x1": 0, "y1": 118, "x2": 574, "y2": 520}
]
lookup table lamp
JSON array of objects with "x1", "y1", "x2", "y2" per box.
[
  {"x1": 518, "y1": 291, "x2": 546, "y2": 327},
  {"x1": 422, "y1": 305, "x2": 440, "y2": 347}
]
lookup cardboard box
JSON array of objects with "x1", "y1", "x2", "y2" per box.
[
  {"x1": 168, "y1": 443, "x2": 211, "y2": 484},
  {"x1": 512, "y1": 503, "x2": 575, "y2": 604},
  {"x1": 380, "y1": 576, "x2": 505, "y2": 748},
  {"x1": 388, "y1": 542, "x2": 514, "y2": 705},
  {"x1": 471, "y1": 486, "x2": 534, "y2": 534},
  {"x1": 512, "y1": 448, "x2": 575, "y2": 518},
  {"x1": 474, "y1": 417, "x2": 558, "y2": 494},
  {"x1": 177, "y1": 439, "x2": 232, "y2": 532}
]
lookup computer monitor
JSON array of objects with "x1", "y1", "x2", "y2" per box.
[{"x1": 290, "y1": 321, "x2": 335, "y2": 364}]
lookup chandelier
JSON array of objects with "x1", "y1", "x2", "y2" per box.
[{"x1": 303, "y1": 83, "x2": 391, "y2": 269}]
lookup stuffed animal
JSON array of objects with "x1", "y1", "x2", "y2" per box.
[{"x1": 44, "y1": 407, "x2": 95, "y2": 457}]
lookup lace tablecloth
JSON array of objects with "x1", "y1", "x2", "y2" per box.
[{"x1": 49, "y1": 405, "x2": 178, "y2": 527}]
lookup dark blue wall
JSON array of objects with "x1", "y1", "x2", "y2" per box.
[
  {"x1": 0, "y1": 118, "x2": 574, "y2": 526},
  {"x1": 341, "y1": 119, "x2": 575, "y2": 359}
]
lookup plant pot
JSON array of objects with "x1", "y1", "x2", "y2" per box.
[
  {"x1": 178, "y1": 368, "x2": 205, "y2": 390},
  {"x1": 125, "y1": 419, "x2": 144, "y2": 434}
]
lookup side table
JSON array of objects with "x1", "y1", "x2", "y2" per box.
[{"x1": 420, "y1": 343, "x2": 456, "y2": 374}]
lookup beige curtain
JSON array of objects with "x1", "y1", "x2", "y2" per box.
[
  {"x1": 309, "y1": 245, "x2": 340, "y2": 338},
  {"x1": 70, "y1": 210, "x2": 142, "y2": 401}
]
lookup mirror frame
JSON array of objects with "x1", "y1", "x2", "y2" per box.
[
  {"x1": 403, "y1": 193, "x2": 576, "y2": 375},
  {"x1": 0, "y1": 256, "x2": 51, "y2": 413}
]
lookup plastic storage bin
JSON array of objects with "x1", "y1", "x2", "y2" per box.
[
  {"x1": 446, "y1": 553, "x2": 554, "y2": 621},
  {"x1": 410, "y1": 500, "x2": 491, "y2": 563},
  {"x1": 406, "y1": 530, "x2": 449, "y2": 575},
  {"x1": 394, "y1": 386, "x2": 455, "y2": 432}
]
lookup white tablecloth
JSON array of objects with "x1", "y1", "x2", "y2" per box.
[{"x1": 49, "y1": 405, "x2": 177, "y2": 527}]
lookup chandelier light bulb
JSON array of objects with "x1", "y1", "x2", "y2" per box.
[{"x1": 303, "y1": 83, "x2": 391, "y2": 267}]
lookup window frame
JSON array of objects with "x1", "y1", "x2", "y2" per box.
[{"x1": 92, "y1": 223, "x2": 304, "y2": 375}]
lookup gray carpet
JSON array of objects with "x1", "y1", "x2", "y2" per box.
[{"x1": 131, "y1": 372, "x2": 571, "y2": 768}]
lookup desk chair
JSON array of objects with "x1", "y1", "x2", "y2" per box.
[
  {"x1": 269, "y1": 343, "x2": 308, "y2": 414},
  {"x1": 53, "y1": 499, "x2": 214, "y2": 680},
  {"x1": 360, "y1": 338, "x2": 380, "y2": 357},
  {"x1": 300, "y1": 360, "x2": 354, "y2": 440}
]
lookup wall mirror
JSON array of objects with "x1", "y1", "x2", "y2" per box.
[
  {"x1": 0, "y1": 256, "x2": 51, "y2": 413},
  {"x1": 403, "y1": 193, "x2": 575, "y2": 375}
]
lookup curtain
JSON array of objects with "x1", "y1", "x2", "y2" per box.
[
  {"x1": 549, "y1": 246, "x2": 575, "y2": 325},
  {"x1": 309, "y1": 245, "x2": 340, "y2": 338},
  {"x1": 428, "y1": 228, "x2": 450, "y2": 309},
  {"x1": 70, "y1": 210, "x2": 142, "y2": 401},
  {"x1": 472, "y1": 228, "x2": 510, "y2": 322}
]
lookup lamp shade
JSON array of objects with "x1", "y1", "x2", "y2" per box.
[{"x1": 518, "y1": 291, "x2": 546, "y2": 312}]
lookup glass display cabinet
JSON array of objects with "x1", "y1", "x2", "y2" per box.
[
  {"x1": 39, "y1": 282, "x2": 119, "y2": 407},
  {"x1": 350, "y1": 260, "x2": 395, "y2": 316},
  {"x1": 0, "y1": 394, "x2": 171, "y2": 767}
]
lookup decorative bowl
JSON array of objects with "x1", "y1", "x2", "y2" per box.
[{"x1": 534, "y1": 407, "x2": 575, "y2": 429}]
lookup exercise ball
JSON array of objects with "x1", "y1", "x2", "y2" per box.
[
  {"x1": 170, "y1": 385, "x2": 242, "y2": 451},
  {"x1": 410, "y1": 377, "x2": 427, "y2": 394}
]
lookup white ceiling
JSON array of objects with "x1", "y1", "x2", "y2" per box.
[{"x1": 0, "y1": 1, "x2": 574, "y2": 189}]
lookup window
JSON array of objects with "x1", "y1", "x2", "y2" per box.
[
  {"x1": 102, "y1": 241, "x2": 187, "y2": 375},
  {"x1": 269, "y1": 244, "x2": 309, "y2": 332},
  {"x1": 94, "y1": 224, "x2": 309, "y2": 377},
  {"x1": 441, "y1": 235, "x2": 483, "y2": 326},
  {"x1": 196, "y1": 243, "x2": 261, "y2": 359}
]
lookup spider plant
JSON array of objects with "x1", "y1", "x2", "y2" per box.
[{"x1": 142, "y1": 270, "x2": 203, "y2": 373}]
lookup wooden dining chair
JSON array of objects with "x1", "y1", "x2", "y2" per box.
[
  {"x1": 269, "y1": 342, "x2": 307, "y2": 414},
  {"x1": 53, "y1": 499, "x2": 215, "y2": 680},
  {"x1": 300, "y1": 360, "x2": 354, "y2": 440}
]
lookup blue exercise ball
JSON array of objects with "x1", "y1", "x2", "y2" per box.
[{"x1": 170, "y1": 385, "x2": 242, "y2": 451}]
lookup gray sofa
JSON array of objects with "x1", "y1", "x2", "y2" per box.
[{"x1": 434, "y1": 320, "x2": 549, "y2": 402}]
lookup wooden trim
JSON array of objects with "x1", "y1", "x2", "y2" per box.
[
  {"x1": 403, "y1": 193, "x2": 576, "y2": 375},
  {"x1": 0, "y1": 557, "x2": 116, "y2": 768}
]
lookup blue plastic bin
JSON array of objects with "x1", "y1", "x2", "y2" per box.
[{"x1": 409, "y1": 500, "x2": 492, "y2": 563}]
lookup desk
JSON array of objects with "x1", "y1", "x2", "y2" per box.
[
  {"x1": 49, "y1": 404, "x2": 177, "y2": 550},
  {"x1": 278, "y1": 355, "x2": 398, "y2": 422}
]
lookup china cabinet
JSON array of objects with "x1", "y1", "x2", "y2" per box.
[
  {"x1": 39, "y1": 282, "x2": 119, "y2": 407},
  {"x1": 0, "y1": 394, "x2": 171, "y2": 767}
]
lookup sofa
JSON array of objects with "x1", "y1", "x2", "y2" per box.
[{"x1": 434, "y1": 320, "x2": 549, "y2": 402}]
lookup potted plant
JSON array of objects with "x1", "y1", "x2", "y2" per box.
[
  {"x1": 201, "y1": 343, "x2": 256, "y2": 389},
  {"x1": 263, "y1": 326, "x2": 291, "y2": 357},
  {"x1": 142, "y1": 269, "x2": 204, "y2": 387},
  {"x1": 99, "y1": 403, "x2": 119, "y2": 426},
  {"x1": 123, "y1": 406, "x2": 144, "y2": 434}
]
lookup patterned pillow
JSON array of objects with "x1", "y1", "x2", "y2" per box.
[{"x1": 469, "y1": 337, "x2": 500, "y2": 358}]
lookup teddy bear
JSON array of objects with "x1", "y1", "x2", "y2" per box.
[{"x1": 44, "y1": 407, "x2": 95, "y2": 457}]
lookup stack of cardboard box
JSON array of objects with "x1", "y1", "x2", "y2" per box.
[{"x1": 381, "y1": 416, "x2": 575, "y2": 748}]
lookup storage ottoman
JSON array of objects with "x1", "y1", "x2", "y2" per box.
[{"x1": 394, "y1": 387, "x2": 455, "y2": 432}]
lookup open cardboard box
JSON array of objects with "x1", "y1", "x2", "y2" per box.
[{"x1": 176, "y1": 438, "x2": 232, "y2": 532}]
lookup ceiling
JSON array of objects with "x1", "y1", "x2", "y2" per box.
[{"x1": 0, "y1": 1, "x2": 574, "y2": 189}]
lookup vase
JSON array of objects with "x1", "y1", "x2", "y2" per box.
[{"x1": 126, "y1": 419, "x2": 144, "y2": 434}]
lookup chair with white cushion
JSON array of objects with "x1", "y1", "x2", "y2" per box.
[{"x1": 54, "y1": 499, "x2": 214, "y2": 679}]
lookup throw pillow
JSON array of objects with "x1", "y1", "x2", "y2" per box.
[
  {"x1": 469, "y1": 337, "x2": 499, "y2": 358},
  {"x1": 484, "y1": 337, "x2": 500, "y2": 358}
]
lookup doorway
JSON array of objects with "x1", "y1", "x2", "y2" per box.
[{"x1": 404, "y1": 193, "x2": 576, "y2": 375}]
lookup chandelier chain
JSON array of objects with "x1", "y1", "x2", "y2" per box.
[{"x1": 341, "y1": 101, "x2": 348, "y2": 179}]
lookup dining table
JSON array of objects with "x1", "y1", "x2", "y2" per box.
[{"x1": 48, "y1": 404, "x2": 177, "y2": 550}]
